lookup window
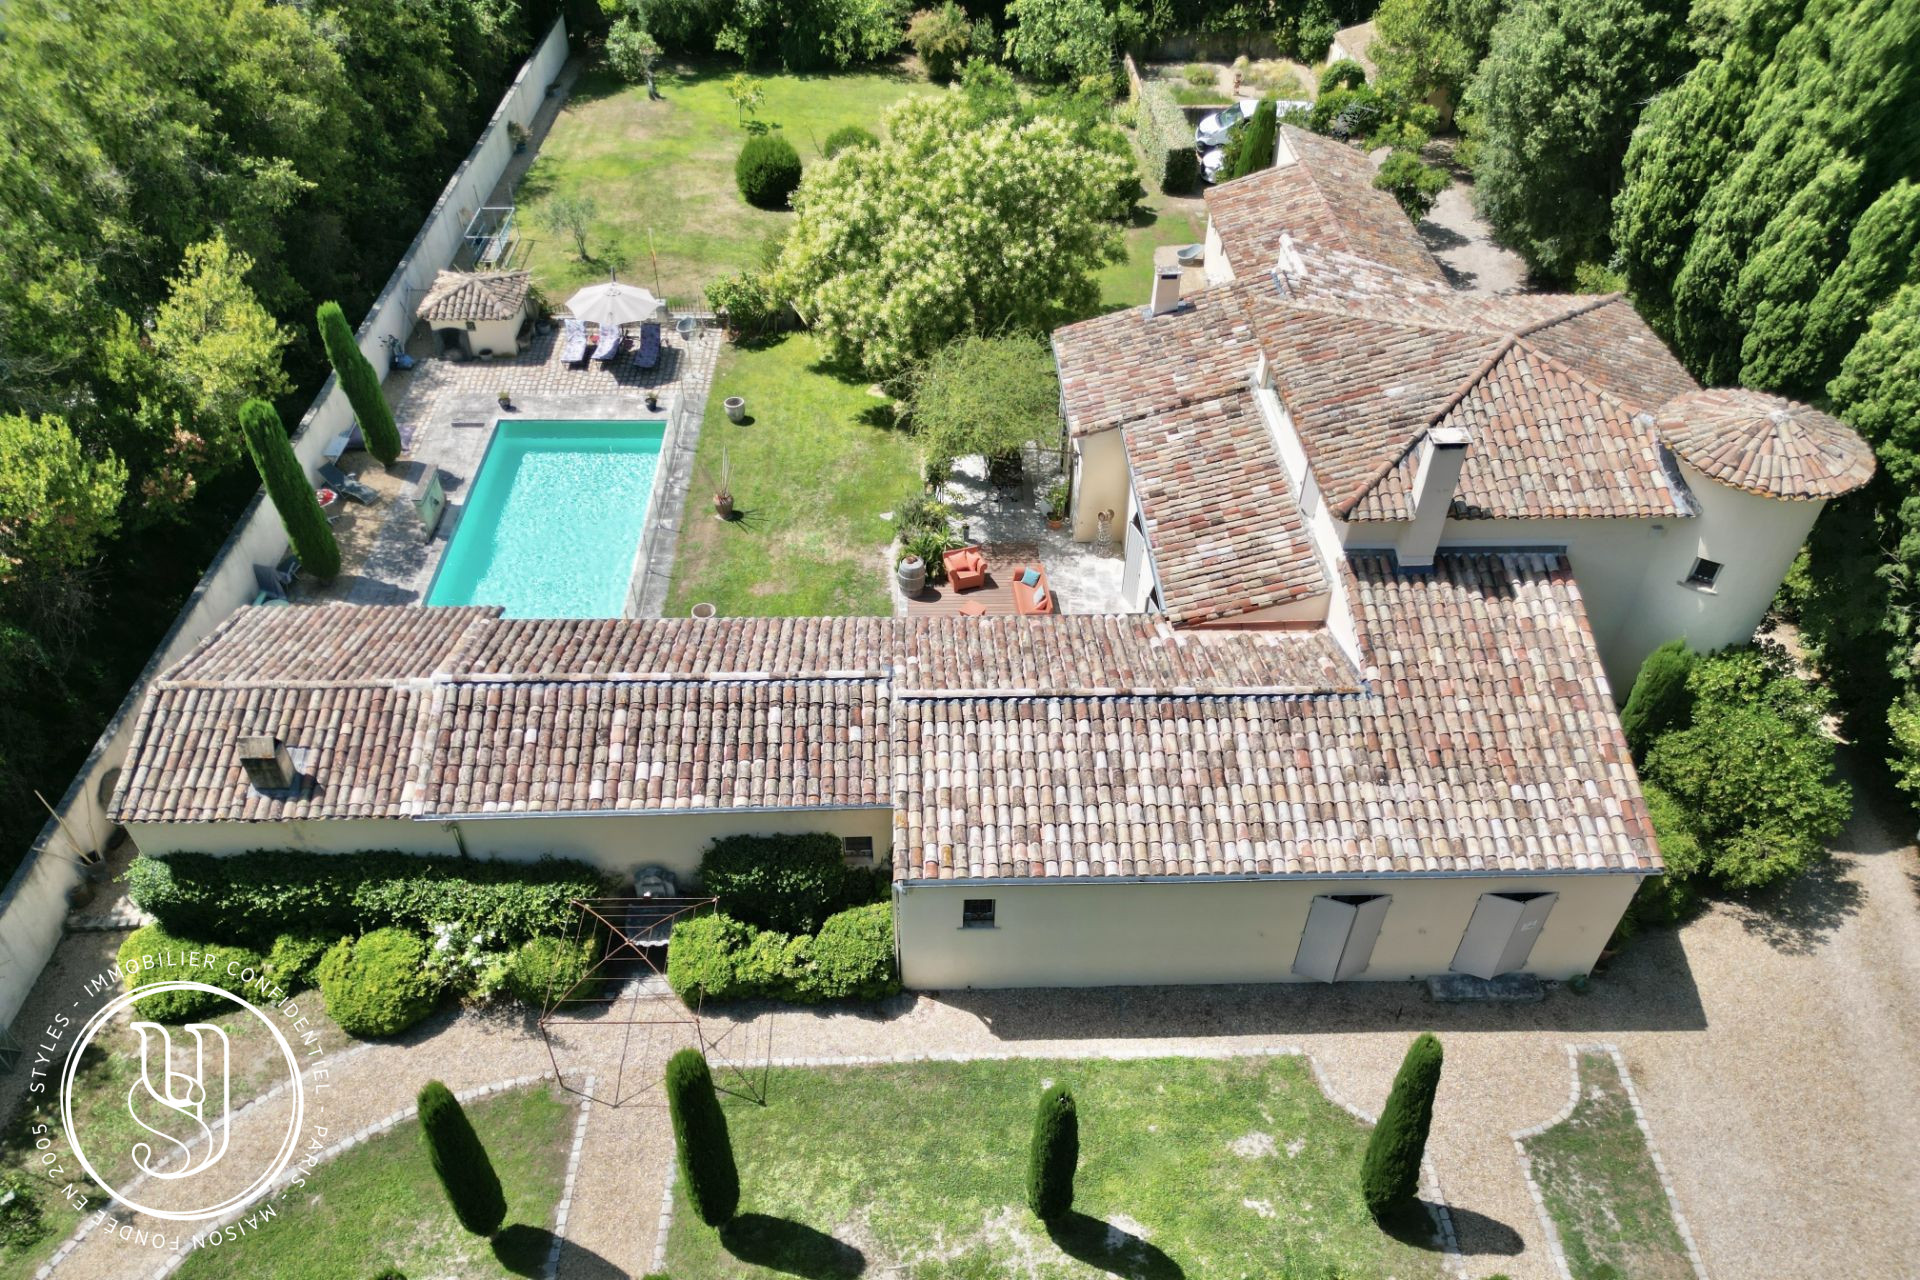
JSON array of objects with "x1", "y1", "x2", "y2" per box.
[
  {"x1": 1685, "y1": 557, "x2": 1723, "y2": 590},
  {"x1": 842, "y1": 836, "x2": 875, "y2": 864},
  {"x1": 962, "y1": 898, "x2": 996, "y2": 929}
]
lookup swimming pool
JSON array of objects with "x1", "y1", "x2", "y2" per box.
[{"x1": 426, "y1": 419, "x2": 666, "y2": 618}]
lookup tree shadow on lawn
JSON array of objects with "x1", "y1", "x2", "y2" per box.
[
  {"x1": 720, "y1": 1213, "x2": 866, "y2": 1277},
  {"x1": 492, "y1": 1223, "x2": 625, "y2": 1279},
  {"x1": 1047, "y1": 1211, "x2": 1186, "y2": 1279}
]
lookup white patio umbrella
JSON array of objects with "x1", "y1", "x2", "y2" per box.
[{"x1": 564, "y1": 277, "x2": 663, "y2": 328}]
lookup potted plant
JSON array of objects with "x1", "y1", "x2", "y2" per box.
[
  {"x1": 645, "y1": 390, "x2": 660, "y2": 412},
  {"x1": 508, "y1": 121, "x2": 530, "y2": 154},
  {"x1": 1046, "y1": 481, "x2": 1069, "y2": 530},
  {"x1": 707, "y1": 447, "x2": 734, "y2": 518},
  {"x1": 497, "y1": 389, "x2": 512, "y2": 410}
]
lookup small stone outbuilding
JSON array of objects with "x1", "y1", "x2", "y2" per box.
[{"x1": 415, "y1": 269, "x2": 533, "y2": 358}]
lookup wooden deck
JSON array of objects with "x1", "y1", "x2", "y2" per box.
[{"x1": 904, "y1": 544, "x2": 1049, "y2": 618}]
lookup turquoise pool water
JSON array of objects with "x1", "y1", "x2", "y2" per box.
[{"x1": 426, "y1": 419, "x2": 665, "y2": 618}]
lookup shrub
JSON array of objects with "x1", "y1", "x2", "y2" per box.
[
  {"x1": 666, "y1": 1049, "x2": 739, "y2": 1226},
  {"x1": 1361, "y1": 1032, "x2": 1443, "y2": 1220},
  {"x1": 704, "y1": 270, "x2": 777, "y2": 335},
  {"x1": 117, "y1": 925, "x2": 268, "y2": 1022},
  {"x1": 416, "y1": 1080, "x2": 506, "y2": 1237},
  {"x1": 696, "y1": 833, "x2": 881, "y2": 934},
  {"x1": 806, "y1": 903, "x2": 901, "y2": 1000},
  {"x1": 1633, "y1": 784, "x2": 1703, "y2": 925},
  {"x1": 316, "y1": 301, "x2": 400, "y2": 465},
  {"x1": 908, "y1": 3, "x2": 973, "y2": 82},
  {"x1": 422, "y1": 921, "x2": 515, "y2": 1000},
  {"x1": 736, "y1": 134, "x2": 802, "y2": 210},
  {"x1": 1026, "y1": 1083, "x2": 1078, "y2": 1221},
  {"x1": 506, "y1": 934, "x2": 597, "y2": 1006},
  {"x1": 239, "y1": 398, "x2": 339, "y2": 581},
  {"x1": 1308, "y1": 87, "x2": 1386, "y2": 140},
  {"x1": 265, "y1": 929, "x2": 335, "y2": 991},
  {"x1": 822, "y1": 124, "x2": 880, "y2": 157},
  {"x1": 1183, "y1": 63, "x2": 1215, "y2": 86},
  {"x1": 125, "y1": 850, "x2": 609, "y2": 945},
  {"x1": 1620, "y1": 638, "x2": 1696, "y2": 758},
  {"x1": 665, "y1": 913, "x2": 756, "y2": 1002},
  {"x1": 1135, "y1": 80, "x2": 1196, "y2": 194},
  {"x1": 1319, "y1": 60, "x2": 1368, "y2": 93},
  {"x1": 1373, "y1": 149, "x2": 1449, "y2": 220},
  {"x1": 666, "y1": 906, "x2": 899, "y2": 1005},
  {"x1": 0, "y1": 1169, "x2": 47, "y2": 1251},
  {"x1": 317, "y1": 929, "x2": 440, "y2": 1038}
]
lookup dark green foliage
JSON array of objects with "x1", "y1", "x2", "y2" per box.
[
  {"x1": 416, "y1": 1080, "x2": 507, "y2": 1237},
  {"x1": 1633, "y1": 784, "x2": 1703, "y2": 924},
  {"x1": 1619, "y1": 638, "x2": 1695, "y2": 758},
  {"x1": 736, "y1": 134, "x2": 803, "y2": 210},
  {"x1": 1226, "y1": 99, "x2": 1278, "y2": 181},
  {"x1": 117, "y1": 924, "x2": 268, "y2": 1022},
  {"x1": 821, "y1": 124, "x2": 880, "y2": 157},
  {"x1": 697, "y1": 833, "x2": 882, "y2": 934},
  {"x1": 317, "y1": 302, "x2": 401, "y2": 465},
  {"x1": 1361, "y1": 1032, "x2": 1443, "y2": 1219},
  {"x1": 317, "y1": 929, "x2": 441, "y2": 1038},
  {"x1": 1373, "y1": 149, "x2": 1449, "y2": 220},
  {"x1": 1026, "y1": 1083, "x2": 1078, "y2": 1221},
  {"x1": 239, "y1": 398, "x2": 339, "y2": 581},
  {"x1": 0, "y1": 1169, "x2": 47, "y2": 1250},
  {"x1": 1307, "y1": 87, "x2": 1387, "y2": 141},
  {"x1": 666, "y1": 904, "x2": 901, "y2": 1004},
  {"x1": 124, "y1": 850, "x2": 609, "y2": 944},
  {"x1": 505, "y1": 934, "x2": 596, "y2": 1006},
  {"x1": 666, "y1": 1049, "x2": 740, "y2": 1227},
  {"x1": 1320, "y1": 60, "x2": 1369, "y2": 93},
  {"x1": 908, "y1": 2, "x2": 974, "y2": 81},
  {"x1": 369, "y1": 1270, "x2": 406, "y2": 1280},
  {"x1": 264, "y1": 929, "x2": 336, "y2": 991}
]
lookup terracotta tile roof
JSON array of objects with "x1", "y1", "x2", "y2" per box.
[
  {"x1": 1520, "y1": 296, "x2": 1699, "y2": 409},
  {"x1": 1052, "y1": 282, "x2": 1266, "y2": 438},
  {"x1": 1331, "y1": 20, "x2": 1379, "y2": 77},
  {"x1": 1656, "y1": 388, "x2": 1876, "y2": 500},
  {"x1": 163, "y1": 604, "x2": 493, "y2": 684},
  {"x1": 894, "y1": 552, "x2": 1658, "y2": 880},
  {"x1": 1205, "y1": 128, "x2": 1449, "y2": 287},
  {"x1": 416, "y1": 270, "x2": 532, "y2": 323},
  {"x1": 1121, "y1": 389, "x2": 1330, "y2": 624}
]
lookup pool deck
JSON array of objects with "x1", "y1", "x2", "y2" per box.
[{"x1": 304, "y1": 317, "x2": 720, "y2": 615}]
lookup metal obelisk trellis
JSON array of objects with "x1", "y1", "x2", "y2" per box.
[{"x1": 537, "y1": 897, "x2": 770, "y2": 1108}]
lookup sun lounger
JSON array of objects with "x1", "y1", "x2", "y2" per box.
[
  {"x1": 319, "y1": 461, "x2": 379, "y2": 505},
  {"x1": 559, "y1": 318, "x2": 589, "y2": 367},
  {"x1": 632, "y1": 321, "x2": 662, "y2": 370},
  {"x1": 252, "y1": 564, "x2": 291, "y2": 607},
  {"x1": 591, "y1": 327, "x2": 624, "y2": 363}
]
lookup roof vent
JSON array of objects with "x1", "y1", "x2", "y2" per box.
[
  {"x1": 1150, "y1": 268, "x2": 1183, "y2": 317},
  {"x1": 238, "y1": 735, "x2": 297, "y2": 792}
]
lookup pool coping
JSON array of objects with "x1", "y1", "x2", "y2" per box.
[{"x1": 625, "y1": 383, "x2": 692, "y2": 618}]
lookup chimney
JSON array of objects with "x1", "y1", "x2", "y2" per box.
[
  {"x1": 1395, "y1": 427, "x2": 1470, "y2": 568},
  {"x1": 1150, "y1": 268, "x2": 1182, "y2": 316},
  {"x1": 238, "y1": 735, "x2": 297, "y2": 792}
]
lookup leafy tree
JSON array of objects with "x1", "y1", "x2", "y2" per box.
[
  {"x1": 1002, "y1": 0, "x2": 1118, "y2": 83},
  {"x1": 1619, "y1": 638, "x2": 1696, "y2": 759},
  {"x1": 0, "y1": 414, "x2": 126, "y2": 583},
  {"x1": 238, "y1": 398, "x2": 339, "y2": 581},
  {"x1": 908, "y1": 335, "x2": 1060, "y2": 467},
  {"x1": 1371, "y1": 0, "x2": 1474, "y2": 108},
  {"x1": 1361, "y1": 1033, "x2": 1443, "y2": 1221},
  {"x1": 316, "y1": 301, "x2": 401, "y2": 466},
  {"x1": 148, "y1": 236, "x2": 293, "y2": 456},
  {"x1": 1442, "y1": 0, "x2": 1510, "y2": 65},
  {"x1": 1636, "y1": 783, "x2": 1704, "y2": 923},
  {"x1": 536, "y1": 194, "x2": 599, "y2": 261},
  {"x1": 909, "y1": 2, "x2": 975, "y2": 81},
  {"x1": 1026, "y1": 1083, "x2": 1078, "y2": 1221},
  {"x1": 416, "y1": 1080, "x2": 507, "y2": 1237},
  {"x1": 607, "y1": 17, "x2": 665, "y2": 99},
  {"x1": 1374, "y1": 149, "x2": 1449, "y2": 220},
  {"x1": 665, "y1": 1049, "x2": 739, "y2": 1227},
  {"x1": 1464, "y1": 0, "x2": 1689, "y2": 280},
  {"x1": 725, "y1": 72, "x2": 765, "y2": 127},
  {"x1": 714, "y1": 0, "x2": 911, "y2": 70},
  {"x1": 1226, "y1": 99, "x2": 1279, "y2": 181},
  {"x1": 776, "y1": 95, "x2": 1126, "y2": 374}
]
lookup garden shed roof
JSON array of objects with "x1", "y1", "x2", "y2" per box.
[{"x1": 416, "y1": 269, "x2": 532, "y2": 322}]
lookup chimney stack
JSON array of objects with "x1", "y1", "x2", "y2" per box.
[
  {"x1": 1150, "y1": 268, "x2": 1182, "y2": 316},
  {"x1": 238, "y1": 735, "x2": 296, "y2": 792},
  {"x1": 1395, "y1": 427, "x2": 1470, "y2": 568}
]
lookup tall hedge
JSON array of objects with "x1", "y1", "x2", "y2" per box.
[
  {"x1": 666, "y1": 1049, "x2": 739, "y2": 1227},
  {"x1": 417, "y1": 1080, "x2": 507, "y2": 1237},
  {"x1": 317, "y1": 300, "x2": 401, "y2": 465},
  {"x1": 1361, "y1": 1032, "x2": 1443, "y2": 1219},
  {"x1": 1026, "y1": 1083, "x2": 1078, "y2": 1222},
  {"x1": 239, "y1": 398, "x2": 339, "y2": 581},
  {"x1": 1136, "y1": 80, "x2": 1197, "y2": 194},
  {"x1": 1620, "y1": 638, "x2": 1696, "y2": 759},
  {"x1": 697, "y1": 833, "x2": 881, "y2": 935}
]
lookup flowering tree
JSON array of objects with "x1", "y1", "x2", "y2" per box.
[{"x1": 775, "y1": 95, "x2": 1127, "y2": 375}]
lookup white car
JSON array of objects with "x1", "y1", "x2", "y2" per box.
[{"x1": 1194, "y1": 98, "x2": 1262, "y2": 149}]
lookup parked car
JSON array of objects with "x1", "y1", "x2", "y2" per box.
[
  {"x1": 1201, "y1": 147, "x2": 1227, "y2": 183},
  {"x1": 1194, "y1": 98, "x2": 1262, "y2": 149}
]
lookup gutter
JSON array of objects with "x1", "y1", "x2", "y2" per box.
[{"x1": 896, "y1": 866, "x2": 1652, "y2": 890}]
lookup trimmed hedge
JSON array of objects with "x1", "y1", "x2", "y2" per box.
[
  {"x1": 117, "y1": 924, "x2": 268, "y2": 1022},
  {"x1": 1361, "y1": 1032, "x2": 1444, "y2": 1219},
  {"x1": 417, "y1": 1080, "x2": 506, "y2": 1237},
  {"x1": 1135, "y1": 80, "x2": 1197, "y2": 194},
  {"x1": 822, "y1": 124, "x2": 879, "y2": 156},
  {"x1": 1318, "y1": 60, "x2": 1368, "y2": 93},
  {"x1": 666, "y1": 903, "x2": 899, "y2": 1005},
  {"x1": 736, "y1": 134, "x2": 802, "y2": 209},
  {"x1": 666, "y1": 1049, "x2": 739, "y2": 1227},
  {"x1": 317, "y1": 300, "x2": 401, "y2": 465},
  {"x1": 126, "y1": 851, "x2": 609, "y2": 945},
  {"x1": 317, "y1": 929, "x2": 440, "y2": 1038},
  {"x1": 1621, "y1": 638, "x2": 1696, "y2": 759},
  {"x1": 505, "y1": 934, "x2": 596, "y2": 1007},
  {"x1": 697, "y1": 833, "x2": 883, "y2": 935},
  {"x1": 239, "y1": 398, "x2": 339, "y2": 581},
  {"x1": 1026, "y1": 1083, "x2": 1078, "y2": 1221},
  {"x1": 264, "y1": 929, "x2": 336, "y2": 992}
]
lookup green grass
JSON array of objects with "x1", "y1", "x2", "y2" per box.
[
  {"x1": 1522, "y1": 1053, "x2": 1694, "y2": 1280},
  {"x1": 517, "y1": 60, "x2": 938, "y2": 309},
  {"x1": 1093, "y1": 198, "x2": 1208, "y2": 311},
  {"x1": 170, "y1": 1084, "x2": 573, "y2": 1280},
  {"x1": 1172, "y1": 85, "x2": 1231, "y2": 105},
  {"x1": 664, "y1": 333, "x2": 921, "y2": 618},
  {"x1": 664, "y1": 1055, "x2": 1451, "y2": 1279}
]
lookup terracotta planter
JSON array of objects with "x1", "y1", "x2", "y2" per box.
[{"x1": 714, "y1": 492, "x2": 734, "y2": 519}]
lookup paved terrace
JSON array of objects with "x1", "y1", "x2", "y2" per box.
[{"x1": 305, "y1": 317, "x2": 721, "y2": 617}]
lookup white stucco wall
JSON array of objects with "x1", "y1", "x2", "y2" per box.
[
  {"x1": 895, "y1": 872, "x2": 1641, "y2": 989},
  {"x1": 1069, "y1": 429, "x2": 1133, "y2": 545},
  {"x1": 469, "y1": 314, "x2": 524, "y2": 358}
]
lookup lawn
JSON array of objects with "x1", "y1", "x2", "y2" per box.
[
  {"x1": 664, "y1": 333, "x2": 921, "y2": 618},
  {"x1": 663, "y1": 1055, "x2": 1451, "y2": 1279},
  {"x1": 171, "y1": 1084, "x2": 573, "y2": 1280},
  {"x1": 1094, "y1": 196, "x2": 1208, "y2": 311},
  {"x1": 517, "y1": 60, "x2": 938, "y2": 308},
  {"x1": 1521, "y1": 1052, "x2": 1695, "y2": 1280}
]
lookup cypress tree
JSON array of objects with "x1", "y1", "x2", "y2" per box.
[
  {"x1": 1361, "y1": 1032, "x2": 1443, "y2": 1220},
  {"x1": 416, "y1": 1080, "x2": 506, "y2": 1237},
  {"x1": 1619, "y1": 639, "x2": 1696, "y2": 759},
  {"x1": 317, "y1": 300, "x2": 401, "y2": 465},
  {"x1": 239, "y1": 398, "x2": 339, "y2": 581},
  {"x1": 665, "y1": 1049, "x2": 739, "y2": 1227},
  {"x1": 1227, "y1": 99, "x2": 1278, "y2": 181},
  {"x1": 1025, "y1": 1082, "x2": 1078, "y2": 1222}
]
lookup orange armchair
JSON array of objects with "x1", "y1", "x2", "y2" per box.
[{"x1": 943, "y1": 546, "x2": 987, "y2": 592}]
